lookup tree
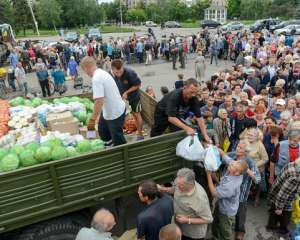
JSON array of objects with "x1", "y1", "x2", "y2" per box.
[
  {"x1": 11, "y1": 0, "x2": 33, "y2": 35},
  {"x1": 102, "y1": 0, "x2": 127, "y2": 23},
  {"x1": 0, "y1": 0, "x2": 14, "y2": 24},
  {"x1": 190, "y1": 0, "x2": 210, "y2": 20},
  {"x1": 36, "y1": 0, "x2": 62, "y2": 30},
  {"x1": 145, "y1": 1, "x2": 169, "y2": 23},
  {"x1": 227, "y1": 0, "x2": 241, "y2": 19},
  {"x1": 126, "y1": 8, "x2": 146, "y2": 23},
  {"x1": 240, "y1": 0, "x2": 272, "y2": 20},
  {"x1": 166, "y1": 0, "x2": 190, "y2": 22},
  {"x1": 268, "y1": 0, "x2": 297, "y2": 19}
]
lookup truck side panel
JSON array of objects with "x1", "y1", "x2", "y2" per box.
[{"x1": 0, "y1": 131, "x2": 185, "y2": 234}]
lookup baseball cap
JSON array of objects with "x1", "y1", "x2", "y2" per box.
[{"x1": 275, "y1": 99, "x2": 286, "y2": 106}]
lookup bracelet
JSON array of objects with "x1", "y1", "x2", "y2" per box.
[{"x1": 188, "y1": 218, "x2": 191, "y2": 224}]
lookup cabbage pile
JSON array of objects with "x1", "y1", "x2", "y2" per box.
[{"x1": 0, "y1": 138, "x2": 105, "y2": 173}]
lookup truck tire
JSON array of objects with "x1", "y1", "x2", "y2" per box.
[{"x1": 14, "y1": 214, "x2": 89, "y2": 240}]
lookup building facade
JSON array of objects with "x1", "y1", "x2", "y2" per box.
[{"x1": 204, "y1": 0, "x2": 227, "y2": 23}]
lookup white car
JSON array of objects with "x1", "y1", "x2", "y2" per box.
[
  {"x1": 274, "y1": 25, "x2": 300, "y2": 35},
  {"x1": 145, "y1": 21, "x2": 157, "y2": 27}
]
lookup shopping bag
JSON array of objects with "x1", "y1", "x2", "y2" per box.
[
  {"x1": 222, "y1": 137, "x2": 231, "y2": 153},
  {"x1": 176, "y1": 135, "x2": 205, "y2": 161},
  {"x1": 204, "y1": 145, "x2": 221, "y2": 171},
  {"x1": 292, "y1": 194, "x2": 300, "y2": 225}
]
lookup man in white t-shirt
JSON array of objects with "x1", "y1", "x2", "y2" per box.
[{"x1": 81, "y1": 56, "x2": 126, "y2": 146}]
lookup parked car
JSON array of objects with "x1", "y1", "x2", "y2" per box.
[
  {"x1": 270, "y1": 20, "x2": 300, "y2": 32},
  {"x1": 249, "y1": 19, "x2": 281, "y2": 32},
  {"x1": 221, "y1": 21, "x2": 244, "y2": 31},
  {"x1": 274, "y1": 25, "x2": 300, "y2": 35},
  {"x1": 64, "y1": 32, "x2": 79, "y2": 42},
  {"x1": 201, "y1": 20, "x2": 221, "y2": 29},
  {"x1": 86, "y1": 28, "x2": 102, "y2": 41},
  {"x1": 145, "y1": 21, "x2": 157, "y2": 27},
  {"x1": 164, "y1": 21, "x2": 181, "y2": 28}
]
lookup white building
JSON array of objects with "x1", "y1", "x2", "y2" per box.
[{"x1": 204, "y1": 0, "x2": 227, "y2": 23}]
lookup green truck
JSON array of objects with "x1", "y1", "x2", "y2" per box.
[{"x1": 0, "y1": 92, "x2": 187, "y2": 240}]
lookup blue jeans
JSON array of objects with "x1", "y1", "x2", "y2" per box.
[
  {"x1": 98, "y1": 111, "x2": 126, "y2": 146},
  {"x1": 210, "y1": 53, "x2": 218, "y2": 65}
]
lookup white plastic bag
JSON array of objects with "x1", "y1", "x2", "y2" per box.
[
  {"x1": 176, "y1": 135, "x2": 205, "y2": 161},
  {"x1": 204, "y1": 145, "x2": 221, "y2": 171}
]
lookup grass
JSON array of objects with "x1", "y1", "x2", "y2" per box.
[{"x1": 15, "y1": 25, "x2": 138, "y2": 38}]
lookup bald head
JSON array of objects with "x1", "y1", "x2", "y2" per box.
[
  {"x1": 159, "y1": 224, "x2": 182, "y2": 240},
  {"x1": 91, "y1": 209, "x2": 116, "y2": 233}
]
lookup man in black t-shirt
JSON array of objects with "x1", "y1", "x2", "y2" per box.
[
  {"x1": 150, "y1": 78, "x2": 211, "y2": 143},
  {"x1": 111, "y1": 59, "x2": 144, "y2": 140},
  {"x1": 137, "y1": 180, "x2": 174, "y2": 240}
]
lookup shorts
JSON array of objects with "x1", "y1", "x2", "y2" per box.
[{"x1": 129, "y1": 98, "x2": 142, "y2": 113}]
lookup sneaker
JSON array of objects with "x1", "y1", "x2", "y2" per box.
[
  {"x1": 104, "y1": 140, "x2": 113, "y2": 147},
  {"x1": 136, "y1": 135, "x2": 144, "y2": 141}
]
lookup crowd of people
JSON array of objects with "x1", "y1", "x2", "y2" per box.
[
  {"x1": 74, "y1": 26, "x2": 300, "y2": 240},
  {"x1": 3, "y1": 24, "x2": 300, "y2": 240}
]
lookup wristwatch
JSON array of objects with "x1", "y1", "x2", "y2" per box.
[{"x1": 188, "y1": 218, "x2": 191, "y2": 224}]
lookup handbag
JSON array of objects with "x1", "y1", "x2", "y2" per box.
[
  {"x1": 292, "y1": 194, "x2": 300, "y2": 225},
  {"x1": 222, "y1": 137, "x2": 231, "y2": 153}
]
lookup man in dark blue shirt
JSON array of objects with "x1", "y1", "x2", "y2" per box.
[
  {"x1": 111, "y1": 59, "x2": 144, "y2": 140},
  {"x1": 137, "y1": 180, "x2": 174, "y2": 240}
]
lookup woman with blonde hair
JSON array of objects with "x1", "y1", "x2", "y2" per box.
[{"x1": 244, "y1": 128, "x2": 269, "y2": 207}]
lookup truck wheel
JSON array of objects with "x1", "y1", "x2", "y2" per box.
[{"x1": 14, "y1": 214, "x2": 89, "y2": 240}]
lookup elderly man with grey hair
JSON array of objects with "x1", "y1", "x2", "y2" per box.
[
  {"x1": 217, "y1": 140, "x2": 260, "y2": 240},
  {"x1": 75, "y1": 208, "x2": 116, "y2": 240},
  {"x1": 158, "y1": 168, "x2": 213, "y2": 240}
]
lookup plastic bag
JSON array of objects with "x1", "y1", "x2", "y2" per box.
[
  {"x1": 176, "y1": 135, "x2": 204, "y2": 161},
  {"x1": 204, "y1": 145, "x2": 221, "y2": 171},
  {"x1": 292, "y1": 194, "x2": 300, "y2": 225}
]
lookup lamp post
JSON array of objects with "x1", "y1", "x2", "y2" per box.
[
  {"x1": 120, "y1": 0, "x2": 123, "y2": 28},
  {"x1": 27, "y1": 0, "x2": 40, "y2": 36}
]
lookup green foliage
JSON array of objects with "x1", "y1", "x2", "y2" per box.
[
  {"x1": 36, "y1": 0, "x2": 62, "y2": 29},
  {"x1": 0, "y1": 0, "x2": 14, "y2": 24},
  {"x1": 240, "y1": 0, "x2": 272, "y2": 20},
  {"x1": 227, "y1": 0, "x2": 241, "y2": 18},
  {"x1": 11, "y1": 0, "x2": 32, "y2": 34},
  {"x1": 126, "y1": 9, "x2": 147, "y2": 23}
]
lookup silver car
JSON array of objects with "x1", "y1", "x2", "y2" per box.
[
  {"x1": 274, "y1": 25, "x2": 300, "y2": 35},
  {"x1": 221, "y1": 22, "x2": 244, "y2": 31},
  {"x1": 145, "y1": 21, "x2": 157, "y2": 27}
]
